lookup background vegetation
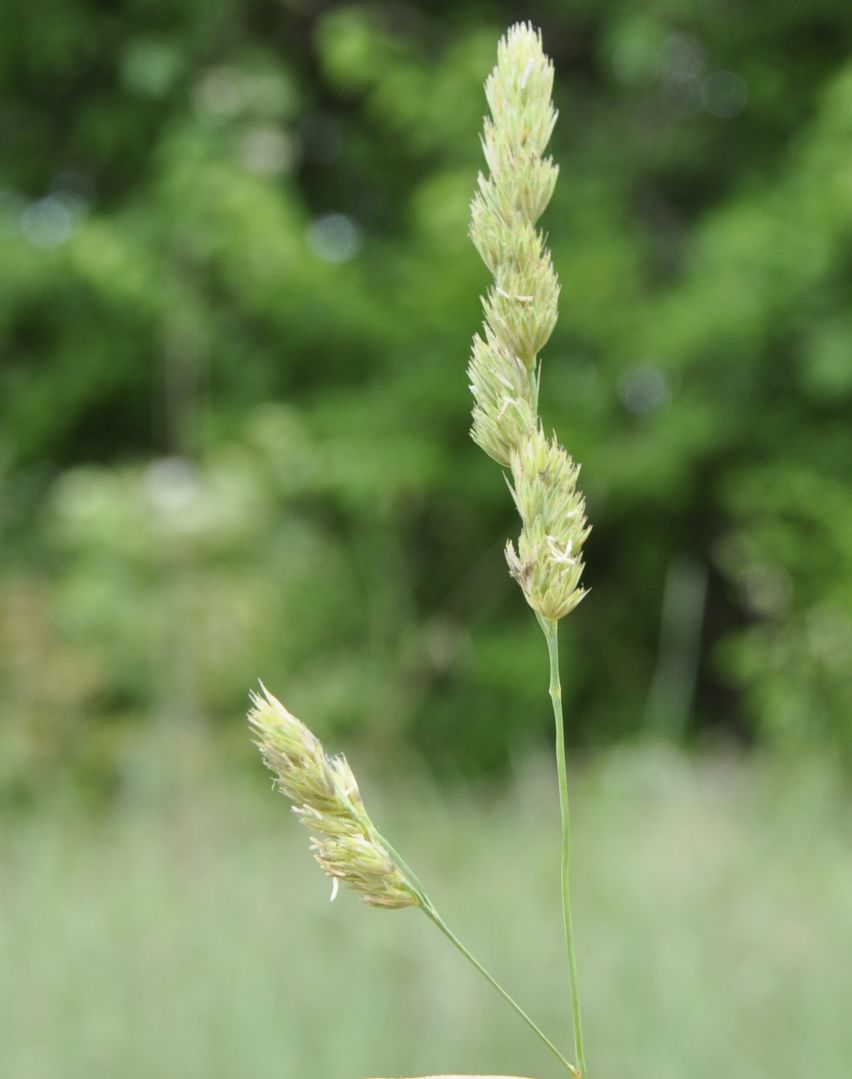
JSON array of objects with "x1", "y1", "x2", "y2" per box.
[
  {"x1": 4, "y1": 752, "x2": 852, "y2": 1078},
  {"x1": 1, "y1": 1, "x2": 851, "y2": 1075}
]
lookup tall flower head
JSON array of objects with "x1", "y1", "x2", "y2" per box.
[
  {"x1": 468, "y1": 24, "x2": 590, "y2": 622},
  {"x1": 248, "y1": 684, "x2": 420, "y2": 910}
]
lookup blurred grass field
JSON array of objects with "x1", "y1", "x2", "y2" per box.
[{"x1": 2, "y1": 744, "x2": 850, "y2": 1079}]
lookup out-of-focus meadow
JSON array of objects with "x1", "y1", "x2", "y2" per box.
[
  {"x1": 3, "y1": 749, "x2": 852, "y2": 1078},
  {"x1": 1, "y1": 1, "x2": 851, "y2": 1076}
]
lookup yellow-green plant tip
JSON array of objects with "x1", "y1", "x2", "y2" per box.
[
  {"x1": 247, "y1": 683, "x2": 420, "y2": 910},
  {"x1": 468, "y1": 22, "x2": 560, "y2": 463}
]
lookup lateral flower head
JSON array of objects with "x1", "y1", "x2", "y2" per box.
[
  {"x1": 505, "y1": 426, "x2": 590, "y2": 623},
  {"x1": 248, "y1": 684, "x2": 419, "y2": 910}
]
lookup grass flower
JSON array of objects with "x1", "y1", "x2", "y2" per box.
[
  {"x1": 467, "y1": 22, "x2": 589, "y2": 631},
  {"x1": 248, "y1": 683, "x2": 419, "y2": 910}
]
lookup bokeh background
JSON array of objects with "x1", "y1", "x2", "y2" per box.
[{"x1": 2, "y1": 2, "x2": 851, "y2": 1077}]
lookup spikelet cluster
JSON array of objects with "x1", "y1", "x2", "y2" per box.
[
  {"x1": 248, "y1": 683, "x2": 419, "y2": 910},
  {"x1": 468, "y1": 23, "x2": 589, "y2": 624},
  {"x1": 506, "y1": 428, "x2": 590, "y2": 622}
]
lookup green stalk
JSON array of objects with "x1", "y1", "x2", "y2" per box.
[
  {"x1": 422, "y1": 903, "x2": 579, "y2": 1078},
  {"x1": 376, "y1": 829, "x2": 577, "y2": 1076},
  {"x1": 543, "y1": 619, "x2": 588, "y2": 1078}
]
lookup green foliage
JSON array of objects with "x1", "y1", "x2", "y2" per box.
[{"x1": 2, "y1": 0, "x2": 852, "y2": 784}]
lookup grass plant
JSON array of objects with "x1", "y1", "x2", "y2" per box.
[{"x1": 247, "y1": 23, "x2": 593, "y2": 1077}]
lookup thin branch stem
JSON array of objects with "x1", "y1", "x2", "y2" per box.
[
  {"x1": 375, "y1": 829, "x2": 578, "y2": 1076},
  {"x1": 543, "y1": 619, "x2": 588, "y2": 1078},
  {"x1": 423, "y1": 903, "x2": 579, "y2": 1078}
]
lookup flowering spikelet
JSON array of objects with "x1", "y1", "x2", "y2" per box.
[
  {"x1": 248, "y1": 684, "x2": 419, "y2": 910},
  {"x1": 468, "y1": 328, "x2": 536, "y2": 467},
  {"x1": 468, "y1": 22, "x2": 560, "y2": 465},
  {"x1": 505, "y1": 427, "x2": 590, "y2": 622}
]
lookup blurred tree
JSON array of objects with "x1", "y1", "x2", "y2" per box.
[{"x1": 1, "y1": 0, "x2": 851, "y2": 790}]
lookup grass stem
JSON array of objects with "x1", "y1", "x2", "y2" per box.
[
  {"x1": 376, "y1": 828, "x2": 578, "y2": 1075},
  {"x1": 543, "y1": 619, "x2": 587, "y2": 1078},
  {"x1": 423, "y1": 903, "x2": 579, "y2": 1077}
]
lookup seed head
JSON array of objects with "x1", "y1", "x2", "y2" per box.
[
  {"x1": 469, "y1": 26, "x2": 590, "y2": 621},
  {"x1": 248, "y1": 684, "x2": 420, "y2": 910}
]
